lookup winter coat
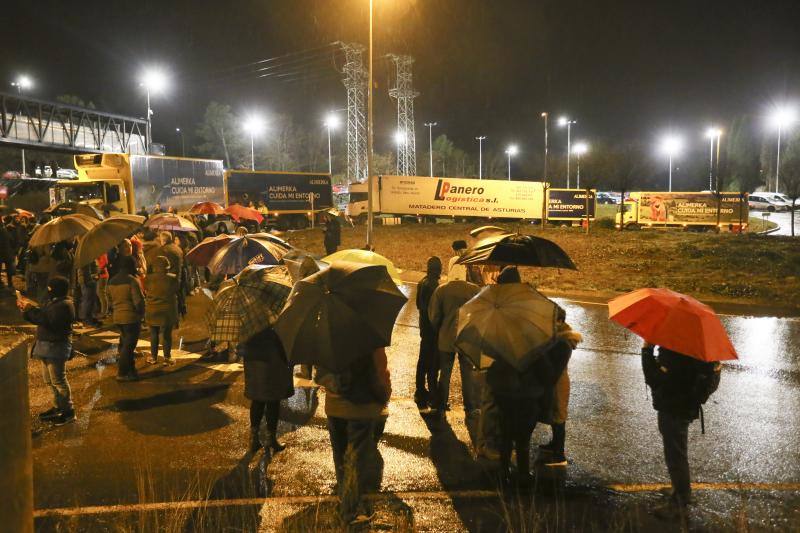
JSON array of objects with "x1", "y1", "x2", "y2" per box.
[
  {"x1": 23, "y1": 296, "x2": 75, "y2": 344},
  {"x1": 323, "y1": 218, "x2": 341, "y2": 248},
  {"x1": 239, "y1": 328, "x2": 294, "y2": 402},
  {"x1": 415, "y1": 274, "x2": 440, "y2": 338},
  {"x1": 320, "y1": 348, "x2": 391, "y2": 420},
  {"x1": 641, "y1": 346, "x2": 721, "y2": 420},
  {"x1": 158, "y1": 243, "x2": 184, "y2": 276},
  {"x1": 428, "y1": 279, "x2": 480, "y2": 353},
  {"x1": 107, "y1": 272, "x2": 144, "y2": 325},
  {"x1": 142, "y1": 240, "x2": 161, "y2": 272},
  {"x1": 144, "y1": 270, "x2": 179, "y2": 327}
]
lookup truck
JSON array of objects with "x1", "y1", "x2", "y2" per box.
[
  {"x1": 616, "y1": 191, "x2": 749, "y2": 231},
  {"x1": 51, "y1": 154, "x2": 335, "y2": 230},
  {"x1": 52, "y1": 153, "x2": 225, "y2": 214},
  {"x1": 346, "y1": 175, "x2": 595, "y2": 224},
  {"x1": 224, "y1": 170, "x2": 333, "y2": 229}
]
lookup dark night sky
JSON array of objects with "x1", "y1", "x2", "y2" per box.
[{"x1": 2, "y1": 0, "x2": 799, "y2": 178}]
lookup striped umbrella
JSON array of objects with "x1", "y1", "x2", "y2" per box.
[{"x1": 145, "y1": 213, "x2": 198, "y2": 232}]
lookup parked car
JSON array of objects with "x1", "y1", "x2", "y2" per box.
[
  {"x1": 596, "y1": 191, "x2": 620, "y2": 204},
  {"x1": 749, "y1": 194, "x2": 788, "y2": 212},
  {"x1": 758, "y1": 191, "x2": 797, "y2": 210}
]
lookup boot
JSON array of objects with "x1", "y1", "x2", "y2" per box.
[
  {"x1": 265, "y1": 434, "x2": 286, "y2": 453},
  {"x1": 248, "y1": 428, "x2": 261, "y2": 453}
]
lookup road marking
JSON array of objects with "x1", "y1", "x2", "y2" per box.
[{"x1": 33, "y1": 483, "x2": 800, "y2": 518}]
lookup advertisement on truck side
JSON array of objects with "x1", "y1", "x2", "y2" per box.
[
  {"x1": 375, "y1": 175, "x2": 545, "y2": 218},
  {"x1": 635, "y1": 192, "x2": 746, "y2": 225},
  {"x1": 547, "y1": 189, "x2": 596, "y2": 220},
  {"x1": 130, "y1": 156, "x2": 225, "y2": 211},
  {"x1": 225, "y1": 171, "x2": 333, "y2": 212}
]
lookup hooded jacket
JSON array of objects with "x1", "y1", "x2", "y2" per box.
[
  {"x1": 107, "y1": 272, "x2": 144, "y2": 325},
  {"x1": 144, "y1": 257, "x2": 179, "y2": 326},
  {"x1": 24, "y1": 296, "x2": 75, "y2": 343}
]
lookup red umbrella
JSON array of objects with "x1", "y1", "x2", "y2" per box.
[
  {"x1": 186, "y1": 234, "x2": 236, "y2": 266},
  {"x1": 225, "y1": 203, "x2": 264, "y2": 223},
  {"x1": 189, "y1": 201, "x2": 226, "y2": 215},
  {"x1": 14, "y1": 208, "x2": 35, "y2": 219},
  {"x1": 608, "y1": 288, "x2": 738, "y2": 362}
]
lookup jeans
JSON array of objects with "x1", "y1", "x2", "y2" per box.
[
  {"x1": 657, "y1": 410, "x2": 692, "y2": 503},
  {"x1": 149, "y1": 323, "x2": 174, "y2": 360},
  {"x1": 117, "y1": 322, "x2": 142, "y2": 377},
  {"x1": 414, "y1": 334, "x2": 439, "y2": 406},
  {"x1": 476, "y1": 371, "x2": 501, "y2": 452},
  {"x1": 40, "y1": 358, "x2": 73, "y2": 413},
  {"x1": 437, "y1": 351, "x2": 478, "y2": 412},
  {"x1": 327, "y1": 417, "x2": 382, "y2": 522},
  {"x1": 96, "y1": 278, "x2": 109, "y2": 317}
]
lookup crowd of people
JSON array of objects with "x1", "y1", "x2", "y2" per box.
[{"x1": 13, "y1": 206, "x2": 722, "y2": 527}]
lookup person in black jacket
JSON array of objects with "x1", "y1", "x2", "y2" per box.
[
  {"x1": 414, "y1": 256, "x2": 441, "y2": 412},
  {"x1": 323, "y1": 213, "x2": 341, "y2": 255},
  {"x1": 0, "y1": 220, "x2": 16, "y2": 289},
  {"x1": 18, "y1": 276, "x2": 76, "y2": 426},
  {"x1": 642, "y1": 342, "x2": 721, "y2": 518}
]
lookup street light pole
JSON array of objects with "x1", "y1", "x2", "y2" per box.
[
  {"x1": 250, "y1": 132, "x2": 255, "y2": 171},
  {"x1": 768, "y1": 105, "x2": 797, "y2": 193},
  {"x1": 424, "y1": 122, "x2": 437, "y2": 177},
  {"x1": 176, "y1": 128, "x2": 185, "y2": 157},
  {"x1": 572, "y1": 143, "x2": 588, "y2": 189},
  {"x1": 475, "y1": 136, "x2": 486, "y2": 179},
  {"x1": 776, "y1": 123, "x2": 783, "y2": 193},
  {"x1": 558, "y1": 117, "x2": 576, "y2": 188},
  {"x1": 541, "y1": 112, "x2": 548, "y2": 183},
  {"x1": 366, "y1": 0, "x2": 375, "y2": 248},
  {"x1": 146, "y1": 88, "x2": 152, "y2": 151},
  {"x1": 327, "y1": 123, "x2": 333, "y2": 175},
  {"x1": 505, "y1": 145, "x2": 518, "y2": 180},
  {"x1": 668, "y1": 154, "x2": 673, "y2": 192}
]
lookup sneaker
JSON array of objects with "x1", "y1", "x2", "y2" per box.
[
  {"x1": 544, "y1": 453, "x2": 568, "y2": 467},
  {"x1": 162, "y1": 358, "x2": 175, "y2": 366},
  {"x1": 52, "y1": 411, "x2": 76, "y2": 426},
  {"x1": 146, "y1": 356, "x2": 158, "y2": 364},
  {"x1": 38, "y1": 407, "x2": 60, "y2": 421}
]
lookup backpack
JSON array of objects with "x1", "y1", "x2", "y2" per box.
[{"x1": 691, "y1": 362, "x2": 722, "y2": 406}]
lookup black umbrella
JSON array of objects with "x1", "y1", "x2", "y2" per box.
[
  {"x1": 457, "y1": 233, "x2": 577, "y2": 270},
  {"x1": 207, "y1": 235, "x2": 290, "y2": 275}
]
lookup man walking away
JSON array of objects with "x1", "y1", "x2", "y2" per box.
[
  {"x1": 428, "y1": 274, "x2": 480, "y2": 416},
  {"x1": 18, "y1": 276, "x2": 76, "y2": 426},
  {"x1": 318, "y1": 347, "x2": 391, "y2": 527},
  {"x1": 414, "y1": 257, "x2": 441, "y2": 412},
  {"x1": 642, "y1": 342, "x2": 721, "y2": 520}
]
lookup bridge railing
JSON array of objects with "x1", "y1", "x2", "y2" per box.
[{"x1": 0, "y1": 92, "x2": 147, "y2": 154}]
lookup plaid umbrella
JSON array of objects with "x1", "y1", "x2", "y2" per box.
[
  {"x1": 29, "y1": 214, "x2": 100, "y2": 247},
  {"x1": 206, "y1": 264, "x2": 293, "y2": 344},
  {"x1": 186, "y1": 234, "x2": 236, "y2": 266},
  {"x1": 145, "y1": 213, "x2": 198, "y2": 232}
]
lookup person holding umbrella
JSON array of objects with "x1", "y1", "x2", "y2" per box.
[
  {"x1": 323, "y1": 212, "x2": 341, "y2": 255},
  {"x1": 414, "y1": 256, "x2": 442, "y2": 413},
  {"x1": 107, "y1": 256, "x2": 144, "y2": 382},
  {"x1": 144, "y1": 256, "x2": 179, "y2": 366},
  {"x1": 609, "y1": 288, "x2": 732, "y2": 520}
]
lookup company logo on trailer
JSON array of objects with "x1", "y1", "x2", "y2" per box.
[{"x1": 434, "y1": 179, "x2": 485, "y2": 200}]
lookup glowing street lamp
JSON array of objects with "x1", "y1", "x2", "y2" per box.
[
  {"x1": 572, "y1": 142, "x2": 589, "y2": 189},
  {"x1": 424, "y1": 122, "x2": 437, "y2": 177},
  {"x1": 324, "y1": 113, "x2": 340, "y2": 175},
  {"x1": 243, "y1": 115, "x2": 266, "y2": 171},
  {"x1": 767, "y1": 105, "x2": 797, "y2": 193},
  {"x1": 10, "y1": 75, "x2": 33, "y2": 94},
  {"x1": 394, "y1": 130, "x2": 406, "y2": 175},
  {"x1": 505, "y1": 144, "x2": 519, "y2": 180},
  {"x1": 705, "y1": 127, "x2": 722, "y2": 191},
  {"x1": 558, "y1": 116, "x2": 577, "y2": 187},
  {"x1": 140, "y1": 68, "x2": 168, "y2": 150},
  {"x1": 659, "y1": 134, "x2": 684, "y2": 192}
]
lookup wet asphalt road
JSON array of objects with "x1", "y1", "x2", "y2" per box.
[
  {"x1": 26, "y1": 285, "x2": 800, "y2": 531},
  {"x1": 753, "y1": 208, "x2": 800, "y2": 236}
]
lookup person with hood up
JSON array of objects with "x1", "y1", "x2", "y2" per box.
[
  {"x1": 323, "y1": 213, "x2": 342, "y2": 255},
  {"x1": 18, "y1": 276, "x2": 76, "y2": 426},
  {"x1": 414, "y1": 256, "x2": 442, "y2": 412},
  {"x1": 144, "y1": 256, "x2": 179, "y2": 365},
  {"x1": 107, "y1": 256, "x2": 144, "y2": 381}
]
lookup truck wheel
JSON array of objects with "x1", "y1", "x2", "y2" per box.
[
  {"x1": 625, "y1": 223, "x2": 641, "y2": 231},
  {"x1": 768, "y1": 206, "x2": 775, "y2": 212}
]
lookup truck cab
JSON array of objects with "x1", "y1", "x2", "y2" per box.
[
  {"x1": 345, "y1": 181, "x2": 370, "y2": 220},
  {"x1": 52, "y1": 153, "x2": 130, "y2": 213}
]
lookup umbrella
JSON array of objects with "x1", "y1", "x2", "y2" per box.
[
  {"x1": 206, "y1": 264, "x2": 293, "y2": 344},
  {"x1": 275, "y1": 261, "x2": 408, "y2": 372},
  {"x1": 74, "y1": 215, "x2": 146, "y2": 268},
  {"x1": 29, "y1": 214, "x2": 100, "y2": 247},
  {"x1": 44, "y1": 202, "x2": 105, "y2": 220},
  {"x1": 608, "y1": 288, "x2": 738, "y2": 362},
  {"x1": 321, "y1": 249, "x2": 402, "y2": 283},
  {"x1": 455, "y1": 283, "x2": 559, "y2": 372},
  {"x1": 204, "y1": 220, "x2": 237, "y2": 235},
  {"x1": 14, "y1": 208, "x2": 35, "y2": 219},
  {"x1": 469, "y1": 225, "x2": 509, "y2": 238},
  {"x1": 189, "y1": 201, "x2": 226, "y2": 215},
  {"x1": 326, "y1": 208, "x2": 354, "y2": 227},
  {"x1": 225, "y1": 203, "x2": 264, "y2": 223},
  {"x1": 145, "y1": 213, "x2": 198, "y2": 232},
  {"x1": 457, "y1": 233, "x2": 577, "y2": 270},
  {"x1": 281, "y1": 249, "x2": 327, "y2": 282},
  {"x1": 186, "y1": 234, "x2": 236, "y2": 266},
  {"x1": 206, "y1": 234, "x2": 289, "y2": 275},
  {"x1": 247, "y1": 232, "x2": 292, "y2": 250}
]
